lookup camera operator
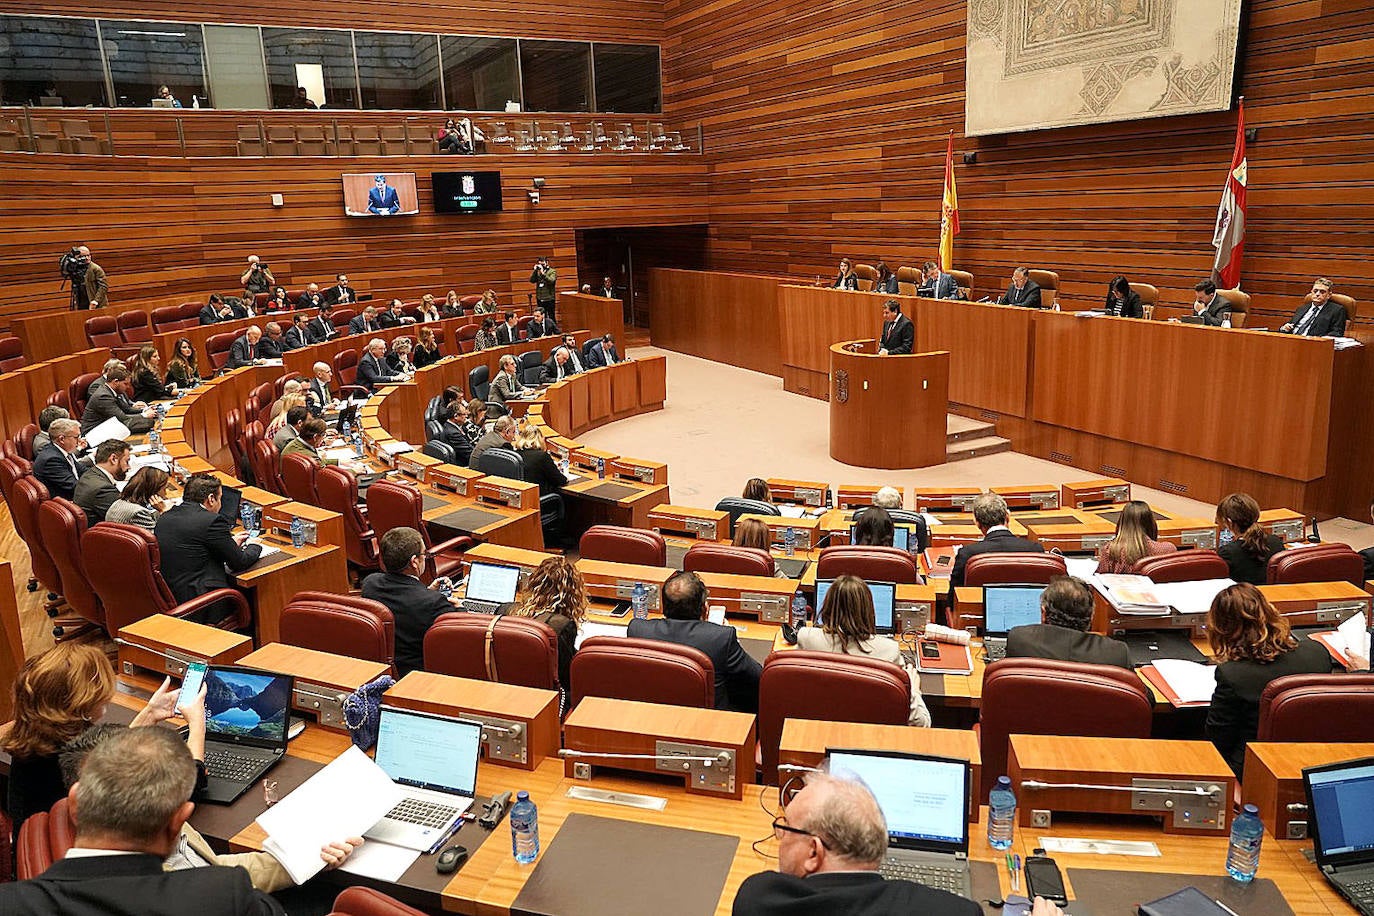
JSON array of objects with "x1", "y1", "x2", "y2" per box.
[
  {"x1": 240, "y1": 255, "x2": 275, "y2": 297},
  {"x1": 529, "y1": 256, "x2": 557, "y2": 323},
  {"x1": 66, "y1": 245, "x2": 108, "y2": 311},
  {"x1": 62, "y1": 246, "x2": 90, "y2": 310}
]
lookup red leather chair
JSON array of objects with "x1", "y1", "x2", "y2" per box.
[
  {"x1": 84, "y1": 314, "x2": 121, "y2": 349},
  {"x1": 963, "y1": 552, "x2": 1067, "y2": 587},
  {"x1": 82, "y1": 523, "x2": 251, "y2": 633},
  {"x1": 423, "y1": 612, "x2": 560, "y2": 692},
  {"x1": 459, "y1": 294, "x2": 483, "y2": 312},
  {"x1": 578, "y1": 525, "x2": 667, "y2": 566},
  {"x1": 569, "y1": 636, "x2": 714, "y2": 711},
  {"x1": 682, "y1": 543, "x2": 775, "y2": 577},
  {"x1": 68, "y1": 372, "x2": 100, "y2": 419},
  {"x1": 0, "y1": 454, "x2": 31, "y2": 510},
  {"x1": 242, "y1": 419, "x2": 265, "y2": 467},
  {"x1": 365, "y1": 480, "x2": 471, "y2": 582},
  {"x1": 331, "y1": 308, "x2": 357, "y2": 332},
  {"x1": 759, "y1": 651, "x2": 911, "y2": 784},
  {"x1": 225, "y1": 408, "x2": 249, "y2": 480},
  {"x1": 316, "y1": 466, "x2": 380, "y2": 573},
  {"x1": 45, "y1": 389, "x2": 70, "y2": 411},
  {"x1": 815, "y1": 545, "x2": 920, "y2": 584},
  {"x1": 116, "y1": 309, "x2": 152, "y2": 345},
  {"x1": 274, "y1": 371, "x2": 304, "y2": 398},
  {"x1": 14, "y1": 422, "x2": 39, "y2": 460},
  {"x1": 16, "y1": 796, "x2": 75, "y2": 880},
  {"x1": 10, "y1": 476, "x2": 60, "y2": 598},
  {"x1": 176, "y1": 301, "x2": 203, "y2": 329},
  {"x1": 456, "y1": 323, "x2": 479, "y2": 353},
  {"x1": 205, "y1": 331, "x2": 238, "y2": 372},
  {"x1": 150, "y1": 305, "x2": 184, "y2": 334},
  {"x1": 1266, "y1": 544, "x2": 1365, "y2": 586},
  {"x1": 330, "y1": 887, "x2": 429, "y2": 916},
  {"x1": 251, "y1": 439, "x2": 285, "y2": 495},
  {"x1": 1257, "y1": 673, "x2": 1374, "y2": 741},
  {"x1": 280, "y1": 590, "x2": 395, "y2": 671},
  {"x1": 0, "y1": 439, "x2": 18, "y2": 462},
  {"x1": 1134, "y1": 550, "x2": 1229, "y2": 582},
  {"x1": 37, "y1": 497, "x2": 104, "y2": 635},
  {"x1": 978, "y1": 658, "x2": 1153, "y2": 798},
  {"x1": 0, "y1": 335, "x2": 24, "y2": 373},
  {"x1": 333, "y1": 348, "x2": 363, "y2": 390},
  {"x1": 280, "y1": 452, "x2": 321, "y2": 506}
]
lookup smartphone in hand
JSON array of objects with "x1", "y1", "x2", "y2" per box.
[{"x1": 177, "y1": 662, "x2": 208, "y2": 710}]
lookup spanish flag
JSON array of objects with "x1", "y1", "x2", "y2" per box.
[{"x1": 939, "y1": 133, "x2": 960, "y2": 272}]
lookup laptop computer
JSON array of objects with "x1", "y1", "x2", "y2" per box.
[
  {"x1": 815, "y1": 578, "x2": 897, "y2": 634},
  {"x1": 1303, "y1": 756, "x2": 1374, "y2": 915},
  {"x1": 217, "y1": 484, "x2": 243, "y2": 527},
  {"x1": 365, "y1": 707, "x2": 484, "y2": 851},
  {"x1": 982, "y1": 584, "x2": 1045, "y2": 661},
  {"x1": 827, "y1": 748, "x2": 974, "y2": 898},
  {"x1": 849, "y1": 522, "x2": 915, "y2": 553},
  {"x1": 200, "y1": 667, "x2": 293, "y2": 804},
  {"x1": 459, "y1": 562, "x2": 522, "y2": 613}
]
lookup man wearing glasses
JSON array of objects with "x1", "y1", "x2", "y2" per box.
[
  {"x1": 735, "y1": 771, "x2": 1059, "y2": 916},
  {"x1": 33, "y1": 418, "x2": 91, "y2": 501}
]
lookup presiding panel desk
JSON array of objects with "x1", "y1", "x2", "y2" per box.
[{"x1": 828, "y1": 339, "x2": 949, "y2": 469}]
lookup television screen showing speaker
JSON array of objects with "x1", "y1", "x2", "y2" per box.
[
  {"x1": 342, "y1": 172, "x2": 419, "y2": 217},
  {"x1": 431, "y1": 171, "x2": 503, "y2": 214}
]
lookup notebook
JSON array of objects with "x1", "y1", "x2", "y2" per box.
[
  {"x1": 364, "y1": 707, "x2": 483, "y2": 851},
  {"x1": 827, "y1": 749, "x2": 974, "y2": 899},
  {"x1": 815, "y1": 578, "x2": 896, "y2": 634},
  {"x1": 1304, "y1": 755, "x2": 1374, "y2": 916}
]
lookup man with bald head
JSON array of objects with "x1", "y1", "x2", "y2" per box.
[
  {"x1": 734, "y1": 771, "x2": 991, "y2": 916},
  {"x1": 226, "y1": 325, "x2": 263, "y2": 370},
  {"x1": 80, "y1": 245, "x2": 108, "y2": 309}
]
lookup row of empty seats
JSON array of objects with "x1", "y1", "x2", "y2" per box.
[
  {"x1": 0, "y1": 117, "x2": 109, "y2": 154},
  {"x1": 236, "y1": 120, "x2": 689, "y2": 156}
]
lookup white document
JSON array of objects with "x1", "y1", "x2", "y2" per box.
[
  {"x1": 338, "y1": 839, "x2": 419, "y2": 882},
  {"x1": 575, "y1": 620, "x2": 628, "y2": 648},
  {"x1": 776, "y1": 505, "x2": 807, "y2": 519},
  {"x1": 1064, "y1": 557, "x2": 1099, "y2": 580},
  {"x1": 84, "y1": 415, "x2": 131, "y2": 449},
  {"x1": 1151, "y1": 659, "x2": 1218, "y2": 704},
  {"x1": 1039, "y1": 837, "x2": 1161, "y2": 857},
  {"x1": 321, "y1": 447, "x2": 357, "y2": 461},
  {"x1": 1336, "y1": 611, "x2": 1372, "y2": 664},
  {"x1": 256, "y1": 746, "x2": 402, "y2": 885},
  {"x1": 1151, "y1": 578, "x2": 1236, "y2": 617},
  {"x1": 920, "y1": 513, "x2": 943, "y2": 528},
  {"x1": 1092, "y1": 574, "x2": 1169, "y2": 615},
  {"x1": 381, "y1": 441, "x2": 415, "y2": 455},
  {"x1": 129, "y1": 454, "x2": 171, "y2": 472}
]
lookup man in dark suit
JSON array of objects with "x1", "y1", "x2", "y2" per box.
[
  {"x1": 997, "y1": 267, "x2": 1043, "y2": 308},
  {"x1": 0, "y1": 726, "x2": 285, "y2": 916},
  {"x1": 1279, "y1": 277, "x2": 1347, "y2": 337},
  {"x1": 81, "y1": 365, "x2": 155, "y2": 434},
  {"x1": 559, "y1": 334, "x2": 586, "y2": 373},
  {"x1": 495, "y1": 311, "x2": 521, "y2": 347},
  {"x1": 732, "y1": 770, "x2": 983, "y2": 916},
  {"x1": 948, "y1": 492, "x2": 1046, "y2": 594},
  {"x1": 155, "y1": 474, "x2": 261, "y2": 625},
  {"x1": 377, "y1": 298, "x2": 415, "y2": 329},
  {"x1": 258, "y1": 322, "x2": 287, "y2": 359},
  {"x1": 1006, "y1": 575, "x2": 1129, "y2": 668},
  {"x1": 1188, "y1": 279, "x2": 1234, "y2": 326},
  {"x1": 198, "y1": 294, "x2": 234, "y2": 325},
  {"x1": 917, "y1": 260, "x2": 962, "y2": 300},
  {"x1": 227, "y1": 296, "x2": 255, "y2": 320},
  {"x1": 439, "y1": 401, "x2": 479, "y2": 465},
  {"x1": 586, "y1": 335, "x2": 620, "y2": 368},
  {"x1": 297, "y1": 282, "x2": 325, "y2": 310},
  {"x1": 323, "y1": 274, "x2": 356, "y2": 306},
  {"x1": 357, "y1": 339, "x2": 404, "y2": 391},
  {"x1": 529, "y1": 257, "x2": 557, "y2": 322},
  {"x1": 597, "y1": 276, "x2": 617, "y2": 298},
  {"x1": 361, "y1": 527, "x2": 455, "y2": 677},
  {"x1": 541, "y1": 347, "x2": 576, "y2": 383},
  {"x1": 366, "y1": 174, "x2": 401, "y2": 215},
  {"x1": 878, "y1": 299, "x2": 913, "y2": 355},
  {"x1": 527, "y1": 305, "x2": 558, "y2": 339},
  {"x1": 73, "y1": 438, "x2": 130, "y2": 526},
  {"x1": 224, "y1": 326, "x2": 262, "y2": 370},
  {"x1": 348, "y1": 306, "x2": 380, "y2": 336},
  {"x1": 307, "y1": 305, "x2": 337, "y2": 344},
  {"x1": 468, "y1": 415, "x2": 517, "y2": 469},
  {"x1": 627, "y1": 570, "x2": 761, "y2": 713},
  {"x1": 33, "y1": 418, "x2": 90, "y2": 500},
  {"x1": 284, "y1": 314, "x2": 311, "y2": 351},
  {"x1": 306, "y1": 362, "x2": 336, "y2": 415}
]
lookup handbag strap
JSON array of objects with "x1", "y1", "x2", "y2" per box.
[{"x1": 484, "y1": 616, "x2": 500, "y2": 681}]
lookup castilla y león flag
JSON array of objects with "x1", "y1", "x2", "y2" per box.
[{"x1": 1211, "y1": 99, "x2": 1247, "y2": 289}]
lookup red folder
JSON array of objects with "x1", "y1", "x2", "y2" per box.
[{"x1": 1138, "y1": 664, "x2": 1210, "y2": 708}]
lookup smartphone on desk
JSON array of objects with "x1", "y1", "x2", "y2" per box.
[
  {"x1": 177, "y1": 661, "x2": 207, "y2": 710},
  {"x1": 1024, "y1": 853, "x2": 1067, "y2": 905},
  {"x1": 919, "y1": 640, "x2": 941, "y2": 659}
]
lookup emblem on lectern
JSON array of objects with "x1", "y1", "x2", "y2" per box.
[{"x1": 835, "y1": 370, "x2": 849, "y2": 404}]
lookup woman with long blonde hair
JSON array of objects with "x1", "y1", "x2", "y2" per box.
[{"x1": 1095, "y1": 500, "x2": 1176, "y2": 574}]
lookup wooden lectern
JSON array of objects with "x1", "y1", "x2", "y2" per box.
[{"x1": 828, "y1": 339, "x2": 948, "y2": 469}]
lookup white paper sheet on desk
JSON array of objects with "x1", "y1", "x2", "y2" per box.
[
  {"x1": 1335, "y1": 611, "x2": 1372, "y2": 664},
  {"x1": 338, "y1": 839, "x2": 418, "y2": 882},
  {"x1": 1039, "y1": 837, "x2": 1160, "y2": 856},
  {"x1": 84, "y1": 416, "x2": 131, "y2": 449},
  {"x1": 256, "y1": 745, "x2": 402, "y2": 885},
  {"x1": 1152, "y1": 578, "x2": 1235, "y2": 617},
  {"x1": 921, "y1": 513, "x2": 943, "y2": 528},
  {"x1": 1064, "y1": 557, "x2": 1099, "y2": 580},
  {"x1": 381, "y1": 441, "x2": 414, "y2": 455},
  {"x1": 777, "y1": 505, "x2": 807, "y2": 519},
  {"x1": 576, "y1": 621, "x2": 628, "y2": 648},
  {"x1": 1150, "y1": 659, "x2": 1217, "y2": 704},
  {"x1": 129, "y1": 454, "x2": 171, "y2": 473},
  {"x1": 321, "y1": 447, "x2": 357, "y2": 461}
]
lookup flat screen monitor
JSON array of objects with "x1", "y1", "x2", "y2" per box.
[
  {"x1": 815, "y1": 578, "x2": 897, "y2": 634},
  {"x1": 431, "y1": 171, "x2": 503, "y2": 214},
  {"x1": 342, "y1": 172, "x2": 419, "y2": 217},
  {"x1": 849, "y1": 523, "x2": 913, "y2": 552}
]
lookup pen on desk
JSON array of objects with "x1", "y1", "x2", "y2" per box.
[
  {"x1": 424, "y1": 813, "x2": 473, "y2": 855},
  {"x1": 1013, "y1": 854, "x2": 1022, "y2": 892},
  {"x1": 1005, "y1": 854, "x2": 1014, "y2": 889},
  {"x1": 1214, "y1": 900, "x2": 1240, "y2": 916}
]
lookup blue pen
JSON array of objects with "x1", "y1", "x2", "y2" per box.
[{"x1": 1013, "y1": 854, "x2": 1022, "y2": 892}]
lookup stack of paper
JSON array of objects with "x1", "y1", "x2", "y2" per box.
[
  {"x1": 1151, "y1": 578, "x2": 1235, "y2": 617},
  {"x1": 1064, "y1": 557, "x2": 1099, "y2": 580},
  {"x1": 1150, "y1": 659, "x2": 1217, "y2": 704},
  {"x1": 381, "y1": 441, "x2": 415, "y2": 455},
  {"x1": 84, "y1": 416, "x2": 131, "y2": 449},
  {"x1": 1311, "y1": 612, "x2": 1372, "y2": 670},
  {"x1": 1093, "y1": 574, "x2": 1169, "y2": 615}
]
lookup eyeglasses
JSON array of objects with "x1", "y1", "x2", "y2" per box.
[{"x1": 772, "y1": 815, "x2": 828, "y2": 847}]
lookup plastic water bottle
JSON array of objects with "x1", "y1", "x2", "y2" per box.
[
  {"x1": 510, "y1": 791, "x2": 539, "y2": 864},
  {"x1": 351, "y1": 429, "x2": 365, "y2": 458},
  {"x1": 341, "y1": 418, "x2": 352, "y2": 440},
  {"x1": 784, "y1": 526, "x2": 797, "y2": 557},
  {"x1": 987, "y1": 776, "x2": 1016, "y2": 850},
  {"x1": 289, "y1": 515, "x2": 305, "y2": 548},
  {"x1": 1221, "y1": 316, "x2": 1232, "y2": 329},
  {"x1": 559, "y1": 456, "x2": 570, "y2": 476},
  {"x1": 596, "y1": 457, "x2": 606, "y2": 479},
  {"x1": 790, "y1": 593, "x2": 808, "y2": 628},
  {"x1": 240, "y1": 501, "x2": 255, "y2": 535},
  {"x1": 148, "y1": 425, "x2": 161, "y2": 453},
  {"x1": 1226, "y1": 804, "x2": 1263, "y2": 882},
  {"x1": 631, "y1": 582, "x2": 648, "y2": 620}
]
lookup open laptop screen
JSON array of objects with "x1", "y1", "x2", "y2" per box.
[
  {"x1": 1306, "y1": 757, "x2": 1374, "y2": 863},
  {"x1": 465, "y1": 562, "x2": 521, "y2": 603},
  {"x1": 828, "y1": 749, "x2": 970, "y2": 851},
  {"x1": 217, "y1": 485, "x2": 243, "y2": 526},
  {"x1": 983, "y1": 584, "x2": 1045, "y2": 636},
  {"x1": 815, "y1": 579, "x2": 896, "y2": 634},
  {"x1": 204, "y1": 667, "x2": 291, "y2": 745},
  {"x1": 375, "y1": 707, "x2": 483, "y2": 796},
  {"x1": 850, "y1": 523, "x2": 912, "y2": 552}
]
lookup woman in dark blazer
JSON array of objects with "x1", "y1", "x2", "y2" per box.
[
  {"x1": 873, "y1": 261, "x2": 899, "y2": 294},
  {"x1": 514, "y1": 426, "x2": 568, "y2": 496},
  {"x1": 1205, "y1": 583, "x2": 1334, "y2": 777},
  {"x1": 413, "y1": 326, "x2": 442, "y2": 368},
  {"x1": 1215, "y1": 493, "x2": 1285, "y2": 585},
  {"x1": 498, "y1": 556, "x2": 586, "y2": 705},
  {"x1": 1104, "y1": 276, "x2": 1143, "y2": 318},
  {"x1": 131, "y1": 344, "x2": 176, "y2": 401},
  {"x1": 831, "y1": 258, "x2": 858, "y2": 290}
]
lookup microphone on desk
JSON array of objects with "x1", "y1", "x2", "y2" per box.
[{"x1": 558, "y1": 748, "x2": 733, "y2": 768}]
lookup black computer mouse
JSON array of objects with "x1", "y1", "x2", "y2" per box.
[{"x1": 436, "y1": 845, "x2": 469, "y2": 874}]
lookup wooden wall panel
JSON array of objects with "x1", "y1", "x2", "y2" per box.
[
  {"x1": 648, "y1": 268, "x2": 784, "y2": 375},
  {"x1": 660, "y1": 0, "x2": 1374, "y2": 332}
]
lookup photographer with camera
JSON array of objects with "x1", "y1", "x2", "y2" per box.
[
  {"x1": 529, "y1": 256, "x2": 557, "y2": 323},
  {"x1": 239, "y1": 255, "x2": 275, "y2": 297},
  {"x1": 62, "y1": 245, "x2": 106, "y2": 311}
]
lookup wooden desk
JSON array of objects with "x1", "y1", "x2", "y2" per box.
[
  {"x1": 1244, "y1": 742, "x2": 1374, "y2": 840},
  {"x1": 238, "y1": 642, "x2": 390, "y2": 731},
  {"x1": 828, "y1": 339, "x2": 949, "y2": 469},
  {"x1": 234, "y1": 541, "x2": 348, "y2": 645}
]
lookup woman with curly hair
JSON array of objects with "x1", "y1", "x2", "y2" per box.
[{"x1": 499, "y1": 556, "x2": 586, "y2": 700}]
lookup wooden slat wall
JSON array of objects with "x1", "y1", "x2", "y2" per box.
[
  {"x1": 660, "y1": 0, "x2": 1374, "y2": 328},
  {"x1": 0, "y1": 152, "x2": 708, "y2": 330}
]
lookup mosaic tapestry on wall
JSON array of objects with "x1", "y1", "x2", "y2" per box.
[{"x1": 965, "y1": 0, "x2": 1244, "y2": 137}]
